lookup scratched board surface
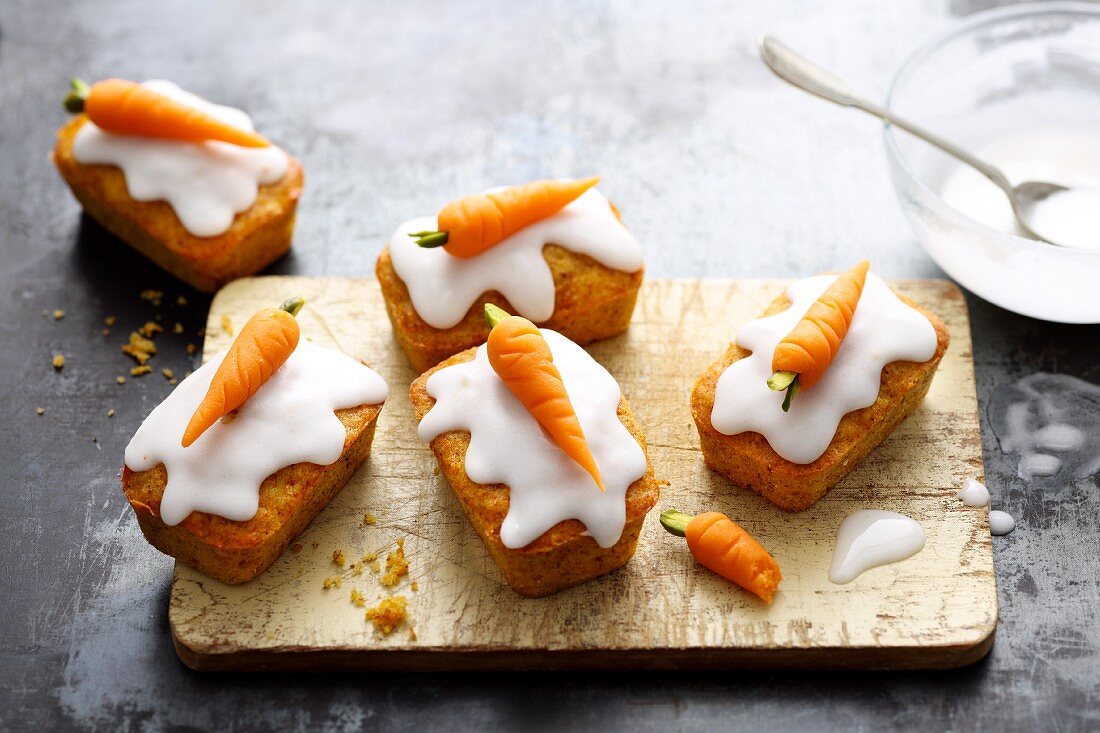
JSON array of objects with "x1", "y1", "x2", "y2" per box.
[{"x1": 169, "y1": 276, "x2": 994, "y2": 670}]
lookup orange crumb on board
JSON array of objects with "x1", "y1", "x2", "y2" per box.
[
  {"x1": 365, "y1": 595, "x2": 408, "y2": 635},
  {"x1": 322, "y1": 576, "x2": 342, "y2": 590},
  {"x1": 130, "y1": 365, "x2": 152, "y2": 376},
  {"x1": 176, "y1": 295, "x2": 188, "y2": 306},
  {"x1": 107, "y1": 409, "x2": 115, "y2": 417},
  {"x1": 162, "y1": 368, "x2": 174, "y2": 380},
  {"x1": 362, "y1": 513, "x2": 377, "y2": 526},
  {"x1": 186, "y1": 343, "x2": 197, "y2": 355},
  {"x1": 104, "y1": 316, "x2": 116, "y2": 326},
  {"x1": 138, "y1": 321, "x2": 163, "y2": 338},
  {"x1": 52, "y1": 309, "x2": 64, "y2": 320},
  {"x1": 332, "y1": 549, "x2": 346, "y2": 567},
  {"x1": 139, "y1": 289, "x2": 163, "y2": 306},
  {"x1": 350, "y1": 589, "x2": 366, "y2": 608},
  {"x1": 36, "y1": 407, "x2": 44, "y2": 416},
  {"x1": 220, "y1": 314, "x2": 234, "y2": 336},
  {"x1": 52, "y1": 354, "x2": 65, "y2": 370},
  {"x1": 382, "y1": 538, "x2": 409, "y2": 587},
  {"x1": 115, "y1": 376, "x2": 126, "y2": 385},
  {"x1": 173, "y1": 322, "x2": 184, "y2": 334}
]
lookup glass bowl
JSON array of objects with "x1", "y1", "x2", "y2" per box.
[{"x1": 884, "y1": 2, "x2": 1100, "y2": 323}]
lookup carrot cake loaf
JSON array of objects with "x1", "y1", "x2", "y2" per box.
[
  {"x1": 121, "y1": 298, "x2": 387, "y2": 584},
  {"x1": 378, "y1": 177, "x2": 644, "y2": 372},
  {"x1": 690, "y1": 262, "x2": 949, "y2": 512},
  {"x1": 53, "y1": 78, "x2": 303, "y2": 292},
  {"x1": 410, "y1": 304, "x2": 660, "y2": 597}
]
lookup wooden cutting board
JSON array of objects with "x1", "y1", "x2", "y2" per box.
[{"x1": 169, "y1": 276, "x2": 995, "y2": 671}]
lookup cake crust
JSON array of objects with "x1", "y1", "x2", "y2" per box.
[
  {"x1": 122, "y1": 402, "x2": 382, "y2": 585},
  {"x1": 377, "y1": 244, "x2": 643, "y2": 373},
  {"x1": 409, "y1": 348, "x2": 660, "y2": 597},
  {"x1": 53, "y1": 115, "x2": 304, "y2": 293},
  {"x1": 690, "y1": 289, "x2": 950, "y2": 512}
]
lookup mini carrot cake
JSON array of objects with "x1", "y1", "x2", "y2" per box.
[
  {"x1": 53, "y1": 78, "x2": 304, "y2": 292},
  {"x1": 690, "y1": 262, "x2": 949, "y2": 512},
  {"x1": 378, "y1": 177, "x2": 644, "y2": 372},
  {"x1": 122, "y1": 298, "x2": 388, "y2": 584},
  {"x1": 409, "y1": 304, "x2": 660, "y2": 597}
]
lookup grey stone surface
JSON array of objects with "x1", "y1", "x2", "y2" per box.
[{"x1": 1, "y1": 0, "x2": 1097, "y2": 730}]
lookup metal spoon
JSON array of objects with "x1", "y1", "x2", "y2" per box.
[{"x1": 759, "y1": 36, "x2": 1070, "y2": 247}]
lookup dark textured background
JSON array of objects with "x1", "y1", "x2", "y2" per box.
[{"x1": 2, "y1": 1, "x2": 1098, "y2": 730}]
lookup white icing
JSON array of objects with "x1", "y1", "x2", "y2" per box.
[
  {"x1": 955, "y1": 478, "x2": 990, "y2": 508},
  {"x1": 388, "y1": 188, "x2": 643, "y2": 329},
  {"x1": 989, "y1": 510, "x2": 1016, "y2": 536},
  {"x1": 1025, "y1": 188, "x2": 1100, "y2": 252},
  {"x1": 72, "y1": 80, "x2": 289, "y2": 237},
  {"x1": 125, "y1": 340, "x2": 387, "y2": 526},
  {"x1": 828, "y1": 510, "x2": 926, "y2": 585},
  {"x1": 710, "y1": 273, "x2": 939, "y2": 465},
  {"x1": 417, "y1": 329, "x2": 647, "y2": 549},
  {"x1": 989, "y1": 373, "x2": 1100, "y2": 483}
]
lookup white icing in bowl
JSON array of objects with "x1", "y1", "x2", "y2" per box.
[
  {"x1": 72, "y1": 80, "x2": 289, "y2": 238},
  {"x1": 125, "y1": 340, "x2": 388, "y2": 526},
  {"x1": 710, "y1": 273, "x2": 938, "y2": 465},
  {"x1": 388, "y1": 188, "x2": 643, "y2": 329},
  {"x1": 417, "y1": 329, "x2": 647, "y2": 549}
]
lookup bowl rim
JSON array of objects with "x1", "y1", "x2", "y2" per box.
[{"x1": 882, "y1": 1, "x2": 1100, "y2": 253}]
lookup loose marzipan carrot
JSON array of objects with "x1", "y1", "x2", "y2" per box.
[
  {"x1": 660, "y1": 509, "x2": 782, "y2": 604},
  {"x1": 410, "y1": 177, "x2": 601, "y2": 258},
  {"x1": 484, "y1": 303, "x2": 604, "y2": 490},
  {"x1": 767, "y1": 260, "x2": 870, "y2": 411},
  {"x1": 181, "y1": 297, "x2": 304, "y2": 448},
  {"x1": 64, "y1": 78, "x2": 269, "y2": 148}
]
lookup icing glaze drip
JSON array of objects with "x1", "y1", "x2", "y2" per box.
[
  {"x1": 956, "y1": 478, "x2": 990, "y2": 507},
  {"x1": 989, "y1": 510, "x2": 1016, "y2": 536},
  {"x1": 388, "y1": 188, "x2": 643, "y2": 329},
  {"x1": 710, "y1": 273, "x2": 938, "y2": 465},
  {"x1": 989, "y1": 373, "x2": 1100, "y2": 484},
  {"x1": 417, "y1": 329, "x2": 647, "y2": 549},
  {"x1": 72, "y1": 80, "x2": 289, "y2": 237},
  {"x1": 125, "y1": 340, "x2": 387, "y2": 525},
  {"x1": 828, "y1": 510, "x2": 926, "y2": 585}
]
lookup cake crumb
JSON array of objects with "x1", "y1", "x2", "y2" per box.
[
  {"x1": 408, "y1": 625, "x2": 417, "y2": 642},
  {"x1": 140, "y1": 289, "x2": 163, "y2": 306},
  {"x1": 362, "y1": 513, "x2": 377, "y2": 526},
  {"x1": 104, "y1": 316, "x2": 116, "y2": 326},
  {"x1": 107, "y1": 409, "x2": 115, "y2": 417},
  {"x1": 92, "y1": 436, "x2": 97, "y2": 443},
  {"x1": 365, "y1": 595, "x2": 408, "y2": 635},
  {"x1": 52, "y1": 309, "x2": 64, "y2": 320},
  {"x1": 411, "y1": 581, "x2": 419, "y2": 592},
  {"x1": 138, "y1": 321, "x2": 163, "y2": 338},
  {"x1": 172, "y1": 322, "x2": 184, "y2": 335},
  {"x1": 221, "y1": 315, "x2": 234, "y2": 336},
  {"x1": 115, "y1": 376, "x2": 126, "y2": 385},
  {"x1": 176, "y1": 295, "x2": 188, "y2": 306},
  {"x1": 168, "y1": 378, "x2": 177, "y2": 385},
  {"x1": 186, "y1": 343, "x2": 197, "y2": 355},
  {"x1": 131, "y1": 365, "x2": 152, "y2": 376},
  {"x1": 35, "y1": 407, "x2": 44, "y2": 416},
  {"x1": 332, "y1": 549, "x2": 346, "y2": 567},
  {"x1": 52, "y1": 354, "x2": 65, "y2": 370},
  {"x1": 322, "y1": 575, "x2": 343, "y2": 590},
  {"x1": 381, "y1": 538, "x2": 409, "y2": 587},
  {"x1": 101, "y1": 329, "x2": 110, "y2": 337},
  {"x1": 122, "y1": 332, "x2": 157, "y2": 365},
  {"x1": 350, "y1": 589, "x2": 366, "y2": 608},
  {"x1": 290, "y1": 542, "x2": 303, "y2": 554},
  {"x1": 162, "y1": 368, "x2": 174, "y2": 380}
]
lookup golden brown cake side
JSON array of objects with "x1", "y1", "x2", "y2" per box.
[
  {"x1": 122, "y1": 403, "x2": 382, "y2": 585},
  {"x1": 377, "y1": 244, "x2": 643, "y2": 373},
  {"x1": 690, "y1": 291, "x2": 950, "y2": 512},
  {"x1": 53, "y1": 115, "x2": 304, "y2": 293},
  {"x1": 409, "y1": 348, "x2": 660, "y2": 597}
]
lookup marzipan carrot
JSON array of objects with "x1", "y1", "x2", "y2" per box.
[
  {"x1": 484, "y1": 303, "x2": 604, "y2": 490},
  {"x1": 64, "y1": 78, "x2": 270, "y2": 148},
  {"x1": 767, "y1": 260, "x2": 870, "y2": 412},
  {"x1": 660, "y1": 509, "x2": 782, "y2": 604},
  {"x1": 181, "y1": 297, "x2": 304, "y2": 448},
  {"x1": 410, "y1": 177, "x2": 600, "y2": 258}
]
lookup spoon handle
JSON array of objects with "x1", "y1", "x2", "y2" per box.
[{"x1": 758, "y1": 36, "x2": 1014, "y2": 197}]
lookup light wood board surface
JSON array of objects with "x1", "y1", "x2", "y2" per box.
[{"x1": 170, "y1": 276, "x2": 995, "y2": 671}]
